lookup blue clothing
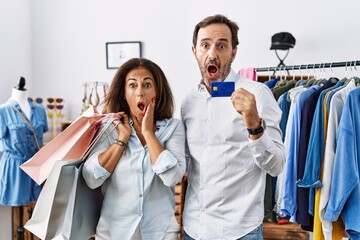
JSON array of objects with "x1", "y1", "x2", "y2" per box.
[
  {"x1": 83, "y1": 118, "x2": 186, "y2": 239},
  {"x1": 282, "y1": 86, "x2": 320, "y2": 220},
  {"x1": 296, "y1": 79, "x2": 337, "y2": 229},
  {"x1": 0, "y1": 99, "x2": 48, "y2": 206},
  {"x1": 263, "y1": 77, "x2": 280, "y2": 89},
  {"x1": 324, "y1": 88, "x2": 360, "y2": 239},
  {"x1": 326, "y1": 84, "x2": 344, "y2": 119},
  {"x1": 297, "y1": 80, "x2": 342, "y2": 215},
  {"x1": 184, "y1": 225, "x2": 263, "y2": 240},
  {"x1": 277, "y1": 91, "x2": 291, "y2": 141}
]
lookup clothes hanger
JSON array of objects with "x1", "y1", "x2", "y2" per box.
[
  {"x1": 347, "y1": 61, "x2": 360, "y2": 86},
  {"x1": 294, "y1": 65, "x2": 305, "y2": 87},
  {"x1": 341, "y1": 61, "x2": 349, "y2": 84},
  {"x1": 304, "y1": 64, "x2": 315, "y2": 87},
  {"x1": 292, "y1": 65, "x2": 296, "y2": 81},
  {"x1": 351, "y1": 61, "x2": 360, "y2": 86},
  {"x1": 315, "y1": 63, "x2": 327, "y2": 85}
]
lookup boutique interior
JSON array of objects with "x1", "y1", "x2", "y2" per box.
[{"x1": 1, "y1": 0, "x2": 360, "y2": 239}]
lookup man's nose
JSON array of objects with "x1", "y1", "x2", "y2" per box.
[{"x1": 208, "y1": 46, "x2": 217, "y2": 60}]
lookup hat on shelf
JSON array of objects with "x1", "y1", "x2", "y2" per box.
[{"x1": 270, "y1": 32, "x2": 296, "y2": 50}]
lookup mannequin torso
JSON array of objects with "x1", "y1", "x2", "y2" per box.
[{"x1": 10, "y1": 88, "x2": 31, "y2": 119}]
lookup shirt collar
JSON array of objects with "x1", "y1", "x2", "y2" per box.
[
  {"x1": 128, "y1": 117, "x2": 168, "y2": 129},
  {"x1": 7, "y1": 98, "x2": 36, "y2": 110}
]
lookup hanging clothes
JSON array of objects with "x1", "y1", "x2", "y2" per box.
[
  {"x1": 0, "y1": 99, "x2": 48, "y2": 206},
  {"x1": 323, "y1": 87, "x2": 360, "y2": 239},
  {"x1": 255, "y1": 61, "x2": 359, "y2": 239},
  {"x1": 274, "y1": 85, "x2": 306, "y2": 223},
  {"x1": 281, "y1": 85, "x2": 320, "y2": 222},
  {"x1": 318, "y1": 80, "x2": 356, "y2": 240},
  {"x1": 238, "y1": 67, "x2": 257, "y2": 81}
]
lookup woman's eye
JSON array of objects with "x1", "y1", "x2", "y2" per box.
[
  {"x1": 144, "y1": 83, "x2": 151, "y2": 88},
  {"x1": 129, "y1": 83, "x2": 136, "y2": 88}
]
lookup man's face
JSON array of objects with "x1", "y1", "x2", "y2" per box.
[{"x1": 192, "y1": 23, "x2": 237, "y2": 91}]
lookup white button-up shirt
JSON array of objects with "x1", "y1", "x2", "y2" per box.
[{"x1": 181, "y1": 70, "x2": 285, "y2": 240}]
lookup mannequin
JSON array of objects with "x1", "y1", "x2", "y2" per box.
[
  {"x1": 0, "y1": 77, "x2": 48, "y2": 240},
  {"x1": 10, "y1": 76, "x2": 31, "y2": 118}
]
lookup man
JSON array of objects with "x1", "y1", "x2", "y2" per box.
[{"x1": 181, "y1": 14, "x2": 286, "y2": 240}]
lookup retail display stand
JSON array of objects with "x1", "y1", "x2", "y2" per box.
[
  {"x1": 81, "y1": 81, "x2": 109, "y2": 114},
  {"x1": 45, "y1": 97, "x2": 65, "y2": 139}
]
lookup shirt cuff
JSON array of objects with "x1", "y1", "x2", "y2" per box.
[
  {"x1": 248, "y1": 132, "x2": 273, "y2": 153},
  {"x1": 152, "y1": 150, "x2": 178, "y2": 175},
  {"x1": 92, "y1": 157, "x2": 111, "y2": 179}
]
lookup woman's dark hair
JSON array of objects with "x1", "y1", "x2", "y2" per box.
[
  {"x1": 192, "y1": 14, "x2": 239, "y2": 49},
  {"x1": 103, "y1": 58, "x2": 174, "y2": 121}
]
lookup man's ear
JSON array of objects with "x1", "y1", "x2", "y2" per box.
[
  {"x1": 192, "y1": 46, "x2": 196, "y2": 57},
  {"x1": 231, "y1": 47, "x2": 238, "y2": 62}
]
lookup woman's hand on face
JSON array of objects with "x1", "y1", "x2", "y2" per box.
[
  {"x1": 113, "y1": 112, "x2": 131, "y2": 143},
  {"x1": 142, "y1": 98, "x2": 156, "y2": 136}
]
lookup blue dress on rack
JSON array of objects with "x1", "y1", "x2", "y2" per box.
[{"x1": 0, "y1": 99, "x2": 48, "y2": 206}]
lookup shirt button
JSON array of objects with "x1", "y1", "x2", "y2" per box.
[{"x1": 139, "y1": 194, "x2": 143, "y2": 197}]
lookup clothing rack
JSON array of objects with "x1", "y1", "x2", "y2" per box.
[{"x1": 254, "y1": 60, "x2": 360, "y2": 73}]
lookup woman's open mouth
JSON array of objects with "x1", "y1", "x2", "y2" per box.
[{"x1": 137, "y1": 102, "x2": 145, "y2": 111}]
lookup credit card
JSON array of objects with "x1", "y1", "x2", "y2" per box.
[{"x1": 211, "y1": 82, "x2": 235, "y2": 97}]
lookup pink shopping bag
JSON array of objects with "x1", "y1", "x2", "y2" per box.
[{"x1": 20, "y1": 106, "x2": 105, "y2": 185}]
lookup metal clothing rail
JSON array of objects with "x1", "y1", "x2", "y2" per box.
[{"x1": 254, "y1": 60, "x2": 360, "y2": 72}]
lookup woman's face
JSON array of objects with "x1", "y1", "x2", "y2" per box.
[{"x1": 124, "y1": 67, "x2": 157, "y2": 120}]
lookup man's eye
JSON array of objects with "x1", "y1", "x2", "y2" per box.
[
  {"x1": 201, "y1": 43, "x2": 208, "y2": 49},
  {"x1": 219, "y1": 44, "x2": 225, "y2": 49}
]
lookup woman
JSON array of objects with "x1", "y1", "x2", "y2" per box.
[{"x1": 83, "y1": 58, "x2": 186, "y2": 240}]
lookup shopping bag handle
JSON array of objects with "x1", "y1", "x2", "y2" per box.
[{"x1": 81, "y1": 114, "x2": 121, "y2": 161}]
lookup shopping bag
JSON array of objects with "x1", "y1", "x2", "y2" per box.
[
  {"x1": 24, "y1": 118, "x2": 114, "y2": 240},
  {"x1": 20, "y1": 106, "x2": 105, "y2": 185},
  {"x1": 24, "y1": 159, "x2": 102, "y2": 240}
]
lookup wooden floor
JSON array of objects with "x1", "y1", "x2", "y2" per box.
[{"x1": 263, "y1": 221, "x2": 310, "y2": 240}]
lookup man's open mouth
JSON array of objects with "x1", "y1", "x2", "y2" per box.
[{"x1": 207, "y1": 64, "x2": 218, "y2": 77}]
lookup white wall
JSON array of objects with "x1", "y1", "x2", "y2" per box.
[
  {"x1": 0, "y1": 0, "x2": 32, "y2": 101},
  {"x1": 2, "y1": 0, "x2": 360, "y2": 120},
  {"x1": 0, "y1": 0, "x2": 359, "y2": 238}
]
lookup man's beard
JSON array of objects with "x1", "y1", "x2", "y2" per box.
[{"x1": 199, "y1": 61, "x2": 232, "y2": 85}]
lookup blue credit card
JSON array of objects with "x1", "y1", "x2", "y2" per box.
[{"x1": 211, "y1": 82, "x2": 235, "y2": 97}]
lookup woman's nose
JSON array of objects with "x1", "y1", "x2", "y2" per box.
[{"x1": 136, "y1": 88, "x2": 144, "y2": 96}]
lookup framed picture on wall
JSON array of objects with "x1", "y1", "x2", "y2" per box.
[{"x1": 106, "y1": 41, "x2": 142, "y2": 69}]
